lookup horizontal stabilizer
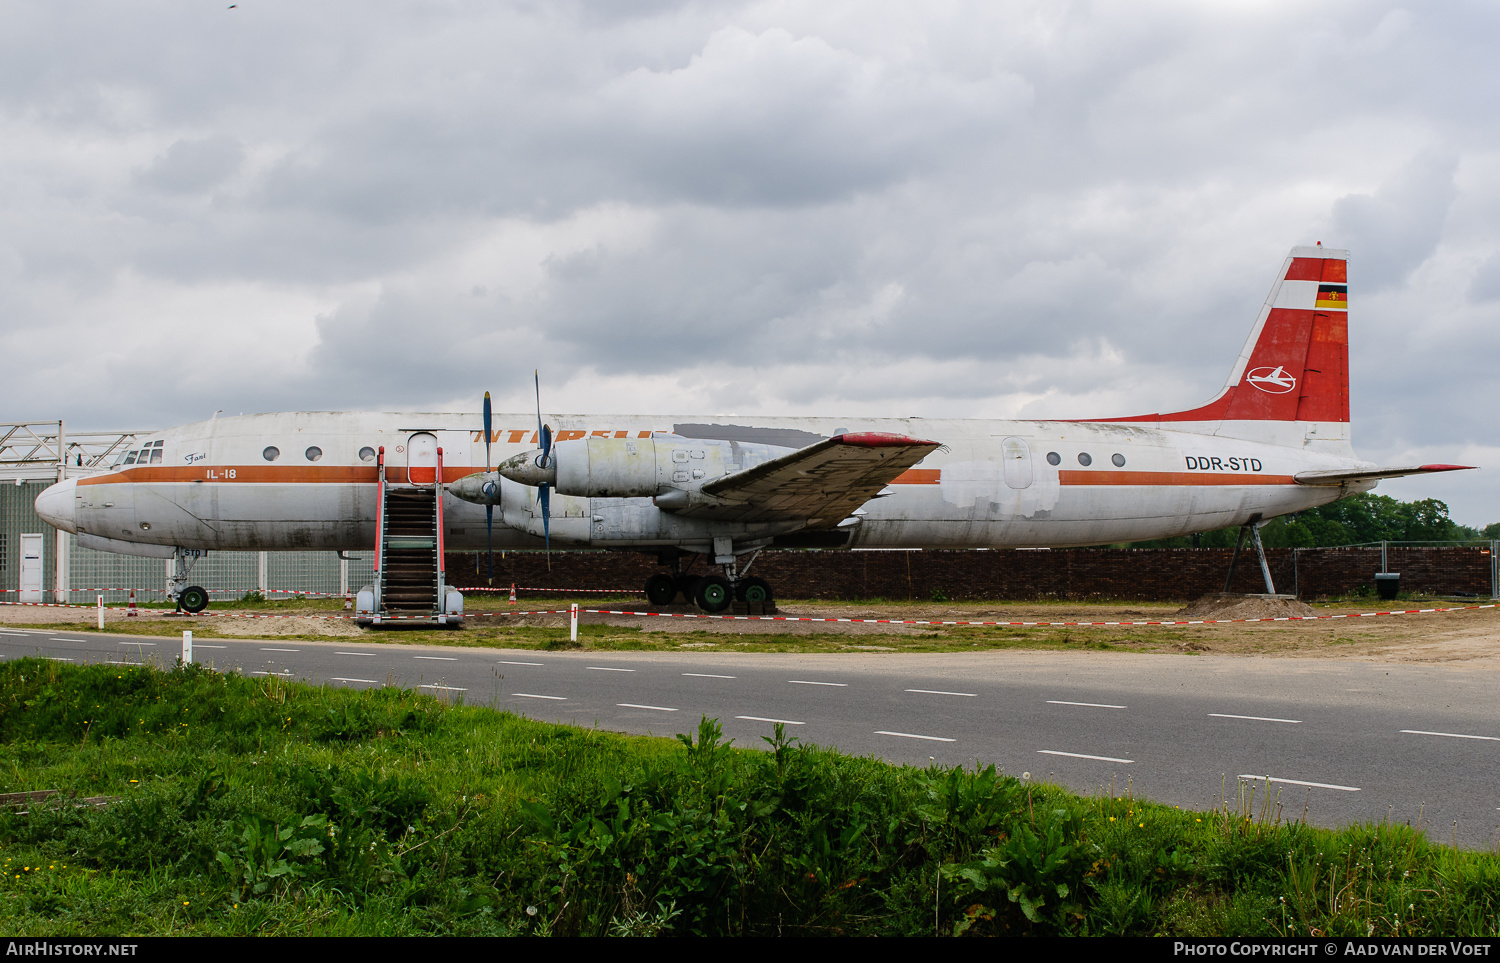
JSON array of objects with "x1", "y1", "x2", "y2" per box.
[
  {"x1": 1293, "y1": 464, "x2": 1475, "y2": 487},
  {"x1": 684, "y1": 432, "x2": 943, "y2": 524}
]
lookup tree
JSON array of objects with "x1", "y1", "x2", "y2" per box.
[{"x1": 1121, "y1": 493, "x2": 1493, "y2": 549}]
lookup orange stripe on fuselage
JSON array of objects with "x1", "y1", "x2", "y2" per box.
[
  {"x1": 1059, "y1": 470, "x2": 1295, "y2": 486},
  {"x1": 891, "y1": 468, "x2": 1293, "y2": 486},
  {"x1": 78, "y1": 465, "x2": 489, "y2": 486}
]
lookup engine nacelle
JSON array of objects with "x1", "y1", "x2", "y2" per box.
[{"x1": 501, "y1": 436, "x2": 735, "y2": 498}]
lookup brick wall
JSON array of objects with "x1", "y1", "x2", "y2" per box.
[{"x1": 446, "y1": 546, "x2": 1493, "y2": 602}]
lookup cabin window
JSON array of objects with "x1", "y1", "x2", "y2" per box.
[
  {"x1": 1112, "y1": 453, "x2": 1126, "y2": 467},
  {"x1": 1045, "y1": 452, "x2": 1061, "y2": 466},
  {"x1": 123, "y1": 451, "x2": 139, "y2": 465},
  {"x1": 1077, "y1": 452, "x2": 1092, "y2": 466},
  {"x1": 263, "y1": 446, "x2": 280, "y2": 462},
  {"x1": 359, "y1": 447, "x2": 376, "y2": 462},
  {"x1": 305, "y1": 446, "x2": 323, "y2": 462}
]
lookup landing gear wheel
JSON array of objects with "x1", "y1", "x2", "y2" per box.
[
  {"x1": 692, "y1": 575, "x2": 733, "y2": 613},
  {"x1": 179, "y1": 585, "x2": 210, "y2": 614},
  {"x1": 645, "y1": 574, "x2": 677, "y2": 607},
  {"x1": 735, "y1": 577, "x2": 773, "y2": 605}
]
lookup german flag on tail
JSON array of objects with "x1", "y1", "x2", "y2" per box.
[{"x1": 1315, "y1": 284, "x2": 1347, "y2": 309}]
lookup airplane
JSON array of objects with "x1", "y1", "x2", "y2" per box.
[{"x1": 32, "y1": 244, "x2": 1472, "y2": 622}]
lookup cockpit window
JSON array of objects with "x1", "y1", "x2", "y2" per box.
[{"x1": 123, "y1": 451, "x2": 138, "y2": 465}]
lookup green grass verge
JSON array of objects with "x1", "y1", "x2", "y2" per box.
[{"x1": 2, "y1": 659, "x2": 1496, "y2": 936}]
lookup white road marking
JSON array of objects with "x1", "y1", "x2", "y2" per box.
[
  {"x1": 618, "y1": 703, "x2": 678, "y2": 712},
  {"x1": 49, "y1": 638, "x2": 83, "y2": 643},
  {"x1": 421, "y1": 684, "x2": 467, "y2": 692},
  {"x1": 195, "y1": 644, "x2": 226, "y2": 649},
  {"x1": 735, "y1": 716, "x2": 805, "y2": 725},
  {"x1": 331, "y1": 678, "x2": 381, "y2": 685},
  {"x1": 1211, "y1": 713, "x2": 1302, "y2": 724},
  {"x1": 414, "y1": 656, "x2": 456, "y2": 661},
  {"x1": 499, "y1": 661, "x2": 544, "y2": 666},
  {"x1": 1047, "y1": 700, "x2": 1126, "y2": 709},
  {"x1": 1400, "y1": 729, "x2": 1500, "y2": 742},
  {"x1": 876, "y1": 730, "x2": 955, "y2": 742},
  {"x1": 906, "y1": 689, "x2": 977, "y2": 697},
  {"x1": 106, "y1": 660, "x2": 144, "y2": 666},
  {"x1": 46, "y1": 657, "x2": 74, "y2": 662},
  {"x1": 589, "y1": 666, "x2": 635, "y2": 672},
  {"x1": 684, "y1": 673, "x2": 736, "y2": 679},
  {"x1": 790, "y1": 680, "x2": 847, "y2": 687},
  {"x1": 512, "y1": 693, "x2": 566, "y2": 701},
  {"x1": 260, "y1": 647, "x2": 300, "y2": 653},
  {"x1": 120, "y1": 641, "x2": 156, "y2": 646},
  {"x1": 1238, "y1": 774, "x2": 1360, "y2": 792},
  {"x1": 1038, "y1": 750, "x2": 1134, "y2": 763},
  {"x1": 336, "y1": 651, "x2": 375, "y2": 656},
  {"x1": 251, "y1": 670, "x2": 293, "y2": 677}
]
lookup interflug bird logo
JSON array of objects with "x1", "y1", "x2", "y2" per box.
[{"x1": 1245, "y1": 365, "x2": 1297, "y2": 394}]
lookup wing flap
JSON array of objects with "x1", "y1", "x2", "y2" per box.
[
  {"x1": 684, "y1": 432, "x2": 943, "y2": 523},
  {"x1": 1293, "y1": 463, "x2": 1475, "y2": 487}
]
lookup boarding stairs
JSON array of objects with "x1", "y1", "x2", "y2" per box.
[{"x1": 356, "y1": 444, "x2": 462, "y2": 626}]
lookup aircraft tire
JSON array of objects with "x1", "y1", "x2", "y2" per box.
[
  {"x1": 645, "y1": 574, "x2": 677, "y2": 607},
  {"x1": 735, "y1": 577, "x2": 773, "y2": 604},
  {"x1": 692, "y1": 575, "x2": 733, "y2": 613},
  {"x1": 180, "y1": 585, "x2": 210, "y2": 614}
]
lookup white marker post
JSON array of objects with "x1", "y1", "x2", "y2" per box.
[
  {"x1": 182, "y1": 630, "x2": 193, "y2": 665},
  {"x1": 97, "y1": 595, "x2": 104, "y2": 631},
  {"x1": 570, "y1": 602, "x2": 579, "y2": 642}
]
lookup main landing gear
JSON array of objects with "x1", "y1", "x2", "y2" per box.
[{"x1": 643, "y1": 551, "x2": 776, "y2": 613}]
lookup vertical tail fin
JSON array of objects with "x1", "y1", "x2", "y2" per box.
[{"x1": 1096, "y1": 245, "x2": 1351, "y2": 451}]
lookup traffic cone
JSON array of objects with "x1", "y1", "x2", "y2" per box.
[
  {"x1": 127, "y1": 590, "x2": 138, "y2": 617},
  {"x1": 508, "y1": 583, "x2": 517, "y2": 606}
]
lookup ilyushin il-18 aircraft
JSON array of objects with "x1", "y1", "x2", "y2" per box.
[{"x1": 34, "y1": 245, "x2": 1471, "y2": 623}]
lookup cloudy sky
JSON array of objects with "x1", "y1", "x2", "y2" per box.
[{"x1": 3, "y1": 1, "x2": 1496, "y2": 524}]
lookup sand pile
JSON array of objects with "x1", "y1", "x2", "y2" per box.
[{"x1": 1174, "y1": 594, "x2": 1316, "y2": 620}]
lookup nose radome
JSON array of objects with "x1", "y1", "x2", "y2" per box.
[{"x1": 34, "y1": 478, "x2": 78, "y2": 534}]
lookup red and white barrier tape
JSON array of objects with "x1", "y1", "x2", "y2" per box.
[
  {"x1": 2, "y1": 599, "x2": 1496, "y2": 626},
  {"x1": 455, "y1": 587, "x2": 640, "y2": 594}
]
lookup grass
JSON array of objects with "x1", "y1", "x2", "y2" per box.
[{"x1": 1, "y1": 658, "x2": 1497, "y2": 937}]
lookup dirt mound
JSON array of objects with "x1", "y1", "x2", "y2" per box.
[
  {"x1": 209, "y1": 616, "x2": 367, "y2": 637},
  {"x1": 1174, "y1": 594, "x2": 1316, "y2": 620}
]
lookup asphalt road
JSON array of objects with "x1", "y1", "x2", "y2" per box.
[{"x1": 3, "y1": 626, "x2": 1498, "y2": 848}]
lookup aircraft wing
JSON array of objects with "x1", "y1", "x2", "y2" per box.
[
  {"x1": 1293, "y1": 464, "x2": 1475, "y2": 487},
  {"x1": 679, "y1": 432, "x2": 943, "y2": 524}
]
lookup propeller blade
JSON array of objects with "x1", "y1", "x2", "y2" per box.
[
  {"x1": 538, "y1": 484, "x2": 551, "y2": 565},
  {"x1": 483, "y1": 391, "x2": 493, "y2": 585},
  {"x1": 485, "y1": 504, "x2": 494, "y2": 586},
  {"x1": 482, "y1": 391, "x2": 493, "y2": 470},
  {"x1": 534, "y1": 372, "x2": 553, "y2": 568}
]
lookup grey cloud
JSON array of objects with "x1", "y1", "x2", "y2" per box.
[
  {"x1": 1469, "y1": 252, "x2": 1500, "y2": 303},
  {"x1": 137, "y1": 134, "x2": 245, "y2": 193},
  {"x1": 1331, "y1": 149, "x2": 1457, "y2": 291}
]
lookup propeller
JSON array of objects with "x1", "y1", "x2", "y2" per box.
[
  {"x1": 483, "y1": 391, "x2": 493, "y2": 586},
  {"x1": 534, "y1": 371, "x2": 553, "y2": 563}
]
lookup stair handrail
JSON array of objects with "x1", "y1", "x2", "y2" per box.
[
  {"x1": 435, "y1": 446, "x2": 446, "y2": 615},
  {"x1": 374, "y1": 446, "x2": 387, "y2": 611}
]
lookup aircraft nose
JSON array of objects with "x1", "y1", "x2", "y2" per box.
[{"x1": 34, "y1": 478, "x2": 78, "y2": 534}]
